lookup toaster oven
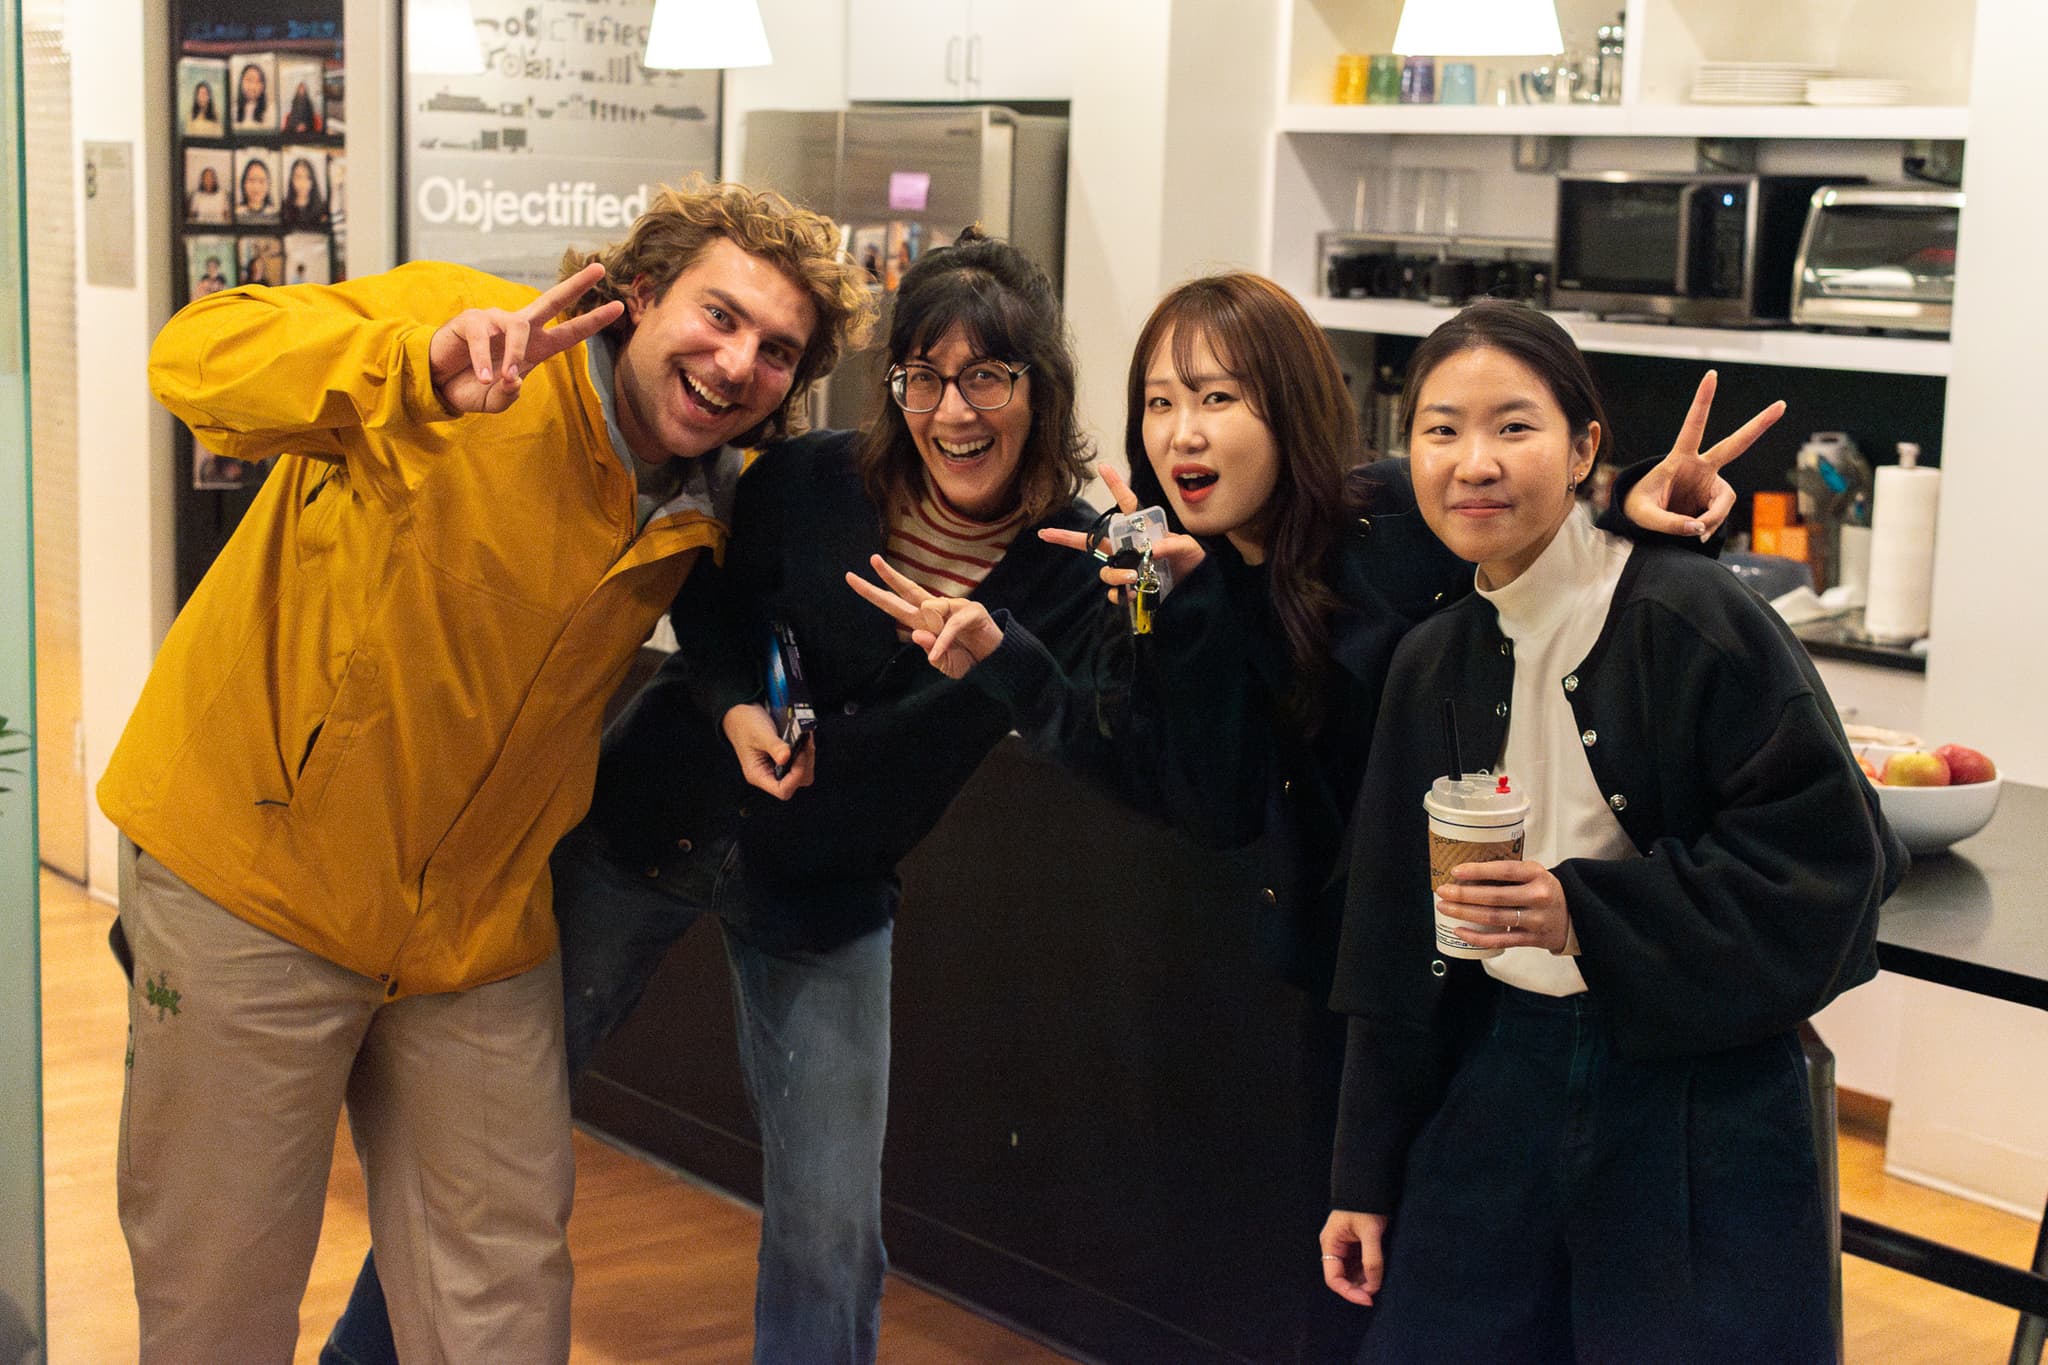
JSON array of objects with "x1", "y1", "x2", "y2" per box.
[{"x1": 1791, "y1": 185, "x2": 1962, "y2": 336}]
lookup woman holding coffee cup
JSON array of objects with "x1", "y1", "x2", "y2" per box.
[
  {"x1": 1317, "y1": 300, "x2": 1903, "y2": 1360},
  {"x1": 852, "y1": 273, "x2": 1763, "y2": 1360}
]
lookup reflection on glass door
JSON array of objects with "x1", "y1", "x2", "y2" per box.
[{"x1": 0, "y1": 0, "x2": 48, "y2": 1355}]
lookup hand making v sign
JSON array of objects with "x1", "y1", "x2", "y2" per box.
[
  {"x1": 428, "y1": 262, "x2": 625, "y2": 414},
  {"x1": 1619, "y1": 369, "x2": 1786, "y2": 541}
]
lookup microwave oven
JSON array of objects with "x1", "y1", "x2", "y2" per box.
[
  {"x1": 1791, "y1": 185, "x2": 1961, "y2": 335},
  {"x1": 1553, "y1": 172, "x2": 1853, "y2": 326}
]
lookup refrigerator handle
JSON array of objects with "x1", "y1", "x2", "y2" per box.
[
  {"x1": 966, "y1": 34, "x2": 983, "y2": 90},
  {"x1": 946, "y1": 34, "x2": 963, "y2": 88}
]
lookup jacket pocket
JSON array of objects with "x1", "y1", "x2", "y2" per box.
[{"x1": 291, "y1": 648, "x2": 381, "y2": 817}]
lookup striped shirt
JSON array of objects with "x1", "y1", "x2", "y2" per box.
[{"x1": 883, "y1": 489, "x2": 1026, "y2": 637}]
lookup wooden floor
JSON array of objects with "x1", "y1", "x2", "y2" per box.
[{"x1": 37, "y1": 867, "x2": 2045, "y2": 1363}]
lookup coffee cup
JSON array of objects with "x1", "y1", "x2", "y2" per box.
[{"x1": 1423, "y1": 773, "x2": 1529, "y2": 959}]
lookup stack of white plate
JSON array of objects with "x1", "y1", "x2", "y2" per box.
[
  {"x1": 1690, "y1": 61, "x2": 1833, "y2": 105},
  {"x1": 1805, "y1": 77, "x2": 1910, "y2": 107}
]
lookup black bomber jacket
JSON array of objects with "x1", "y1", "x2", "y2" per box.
[{"x1": 1327, "y1": 540, "x2": 1907, "y2": 1214}]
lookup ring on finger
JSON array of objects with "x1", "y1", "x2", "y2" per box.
[{"x1": 1514, "y1": 908, "x2": 1523, "y2": 930}]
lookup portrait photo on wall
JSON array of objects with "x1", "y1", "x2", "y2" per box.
[
  {"x1": 323, "y1": 60, "x2": 346, "y2": 137},
  {"x1": 193, "y1": 441, "x2": 261, "y2": 491},
  {"x1": 230, "y1": 51, "x2": 278, "y2": 134},
  {"x1": 279, "y1": 56, "x2": 326, "y2": 135},
  {"x1": 177, "y1": 57, "x2": 227, "y2": 139},
  {"x1": 232, "y1": 146, "x2": 280, "y2": 225},
  {"x1": 240, "y1": 234, "x2": 285, "y2": 286},
  {"x1": 278, "y1": 148, "x2": 330, "y2": 230},
  {"x1": 283, "y1": 232, "x2": 332, "y2": 286},
  {"x1": 326, "y1": 152, "x2": 346, "y2": 226},
  {"x1": 184, "y1": 234, "x2": 236, "y2": 298},
  {"x1": 183, "y1": 147, "x2": 232, "y2": 225}
]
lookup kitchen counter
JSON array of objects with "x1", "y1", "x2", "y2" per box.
[{"x1": 1793, "y1": 612, "x2": 1927, "y2": 673}]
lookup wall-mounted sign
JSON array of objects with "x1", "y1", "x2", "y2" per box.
[
  {"x1": 404, "y1": 0, "x2": 721, "y2": 288},
  {"x1": 83, "y1": 142, "x2": 137, "y2": 288}
]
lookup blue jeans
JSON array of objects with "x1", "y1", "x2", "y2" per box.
[{"x1": 324, "y1": 824, "x2": 893, "y2": 1365}]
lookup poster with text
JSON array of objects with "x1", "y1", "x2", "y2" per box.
[{"x1": 403, "y1": 0, "x2": 719, "y2": 288}]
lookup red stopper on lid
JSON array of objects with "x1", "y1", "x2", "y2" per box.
[{"x1": 1495, "y1": 775, "x2": 1512, "y2": 794}]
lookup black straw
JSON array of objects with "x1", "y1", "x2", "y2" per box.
[{"x1": 1441, "y1": 698, "x2": 1465, "y2": 781}]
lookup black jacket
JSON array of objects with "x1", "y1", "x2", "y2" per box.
[
  {"x1": 580, "y1": 429, "x2": 1109, "y2": 952},
  {"x1": 973, "y1": 457, "x2": 1673, "y2": 995},
  {"x1": 1328, "y1": 541, "x2": 1907, "y2": 1213}
]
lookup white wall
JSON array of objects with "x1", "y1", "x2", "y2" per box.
[
  {"x1": 1064, "y1": 0, "x2": 1281, "y2": 470},
  {"x1": 1871, "y1": 0, "x2": 2048, "y2": 1216},
  {"x1": 70, "y1": 0, "x2": 174, "y2": 900},
  {"x1": 1922, "y1": 2, "x2": 2048, "y2": 783},
  {"x1": 721, "y1": 0, "x2": 849, "y2": 181}
]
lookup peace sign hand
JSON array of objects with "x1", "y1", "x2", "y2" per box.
[
  {"x1": 428, "y1": 262, "x2": 625, "y2": 415},
  {"x1": 844, "y1": 555, "x2": 1005, "y2": 679},
  {"x1": 1036, "y1": 464, "x2": 1207, "y2": 605},
  {"x1": 1621, "y1": 370, "x2": 1786, "y2": 541}
]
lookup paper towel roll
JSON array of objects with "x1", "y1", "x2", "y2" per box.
[{"x1": 1863, "y1": 463, "x2": 1940, "y2": 643}]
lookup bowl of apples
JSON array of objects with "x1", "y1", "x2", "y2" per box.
[{"x1": 1848, "y1": 729, "x2": 2002, "y2": 856}]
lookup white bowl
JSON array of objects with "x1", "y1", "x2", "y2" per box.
[{"x1": 1854, "y1": 744, "x2": 2004, "y2": 856}]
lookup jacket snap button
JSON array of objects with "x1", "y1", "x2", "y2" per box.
[
  {"x1": 1563, "y1": 674, "x2": 1579, "y2": 692},
  {"x1": 1261, "y1": 888, "x2": 1278, "y2": 906},
  {"x1": 1500, "y1": 641, "x2": 1512, "y2": 656},
  {"x1": 675, "y1": 837, "x2": 693, "y2": 853},
  {"x1": 1608, "y1": 793, "x2": 1628, "y2": 812},
  {"x1": 1430, "y1": 959, "x2": 1447, "y2": 977},
  {"x1": 644, "y1": 866, "x2": 661, "y2": 879},
  {"x1": 1494, "y1": 702, "x2": 1509, "y2": 718},
  {"x1": 1432, "y1": 591, "x2": 1445, "y2": 602},
  {"x1": 843, "y1": 700, "x2": 860, "y2": 716},
  {"x1": 1282, "y1": 779, "x2": 1293, "y2": 794},
  {"x1": 1580, "y1": 729, "x2": 1597, "y2": 747},
  {"x1": 1358, "y1": 516, "x2": 1372, "y2": 530}
]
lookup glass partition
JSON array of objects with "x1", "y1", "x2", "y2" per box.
[{"x1": 0, "y1": 0, "x2": 47, "y2": 1357}]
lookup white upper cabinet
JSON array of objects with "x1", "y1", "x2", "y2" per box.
[{"x1": 847, "y1": 0, "x2": 1073, "y2": 102}]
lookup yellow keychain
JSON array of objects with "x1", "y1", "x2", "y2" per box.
[{"x1": 1128, "y1": 547, "x2": 1162, "y2": 636}]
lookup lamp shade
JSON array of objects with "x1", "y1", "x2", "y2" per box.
[
  {"x1": 408, "y1": 0, "x2": 486, "y2": 76},
  {"x1": 1391, "y1": 0, "x2": 1563, "y2": 56},
  {"x1": 644, "y1": 0, "x2": 774, "y2": 70}
]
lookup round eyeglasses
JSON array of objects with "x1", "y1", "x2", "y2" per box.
[{"x1": 886, "y1": 360, "x2": 1030, "y2": 414}]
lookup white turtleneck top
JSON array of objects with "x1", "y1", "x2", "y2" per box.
[{"x1": 1472, "y1": 502, "x2": 1641, "y2": 997}]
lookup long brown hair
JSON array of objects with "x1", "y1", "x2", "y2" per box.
[
  {"x1": 856, "y1": 227, "x2": 1090, "y2": 524},
  {"x1": 1124, "y1": 273, "x2": 1351, "y2": 726}
]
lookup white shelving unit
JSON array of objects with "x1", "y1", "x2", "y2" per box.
[
  {"x1": 1265, "y1": 0, "x2": 1977, "y2": 376},
  {"x1": 1305, "y1": 297, "x2": 1953, "y2": 377},
  {"x1": 1278, "y1": 102, "x2": 1969, "y2": 141}
]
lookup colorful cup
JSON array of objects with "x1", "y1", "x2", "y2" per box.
[
  {"x1": 1333, "y1": 53, "x2": 1369, "y2": 105},
  {"x1": 1401, "y1": 55, "x2": 1437, "y2": 105},
  {"x1": 1441, "y1": 61, "x2": 1478, "y2": 105},
  {"x1": 1367, "y1": 54, "x2": 1402, "y2": 105}
]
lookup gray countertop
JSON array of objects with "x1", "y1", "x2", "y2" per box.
[{"x1": 1877, "y1": 781, "x2": 2048, "y2": 1010}]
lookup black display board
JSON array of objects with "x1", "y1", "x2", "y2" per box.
[{"x1": 169, "y1": 0, "x2": 345, "y2": 605}]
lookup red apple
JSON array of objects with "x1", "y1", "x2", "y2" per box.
[
  {"x1": 1882, "y1": 750, "x2": 1952, "y2": 787},
  {"x1": 1936, "y1": 744, "x2": 1997, "y2": 785},
  {"x1": 1857, "y1": 755, "x2": 1880, "y2": 781}
]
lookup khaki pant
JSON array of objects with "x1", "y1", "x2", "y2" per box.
[{"x1": 117, "y1": 847, "x2": 574, "y2": 1364}]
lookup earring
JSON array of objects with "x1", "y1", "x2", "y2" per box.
[{"x1": 1566, "y1": 473, "x2": 1580, "y2": 493}]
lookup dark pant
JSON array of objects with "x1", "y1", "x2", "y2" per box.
[{"x1": 1357, "y1": 986, "x2": 1832, "y2": 1365}]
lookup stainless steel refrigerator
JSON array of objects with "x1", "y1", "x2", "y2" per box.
[{"x1": 743, "y1": 106, "x2": 1068, "y2": 432}]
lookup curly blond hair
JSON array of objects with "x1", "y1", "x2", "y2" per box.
[{"x1": 560, "y1": 177, "x2": 875, "y2": 442}]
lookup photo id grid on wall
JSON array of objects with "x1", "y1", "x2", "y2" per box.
[
  {"x1": 172, "y1": 0, "x2": 345, "y2": 497},
  {"x1": 403, "y1": 0, "x2": 721, "y2": 288}
]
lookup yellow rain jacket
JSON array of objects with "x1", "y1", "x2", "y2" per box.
[{"x1": 100, "y1": 263, "x2": 723, "y2": 997}]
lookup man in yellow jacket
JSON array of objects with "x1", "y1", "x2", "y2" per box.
[{"x1": 98, "y1": 181, "x2": 872, "y2": 1363}]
